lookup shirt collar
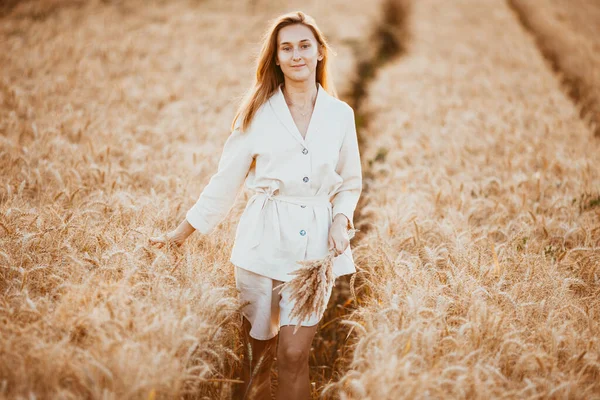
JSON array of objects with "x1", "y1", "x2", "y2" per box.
[{"x1": 269, "y1": 81, "x2": 331, "y2": 145}]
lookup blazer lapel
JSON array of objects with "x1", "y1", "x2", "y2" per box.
[{"x1": 268, "y1": 82, "x2": 332, "y2": 146}]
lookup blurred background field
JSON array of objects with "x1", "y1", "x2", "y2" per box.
[
  {"x1": 324, "y1": 0, "x2": 600, "y2": 398},
  {"x1": 1, "y1": 0, "x2": 599, "y2": 399}
]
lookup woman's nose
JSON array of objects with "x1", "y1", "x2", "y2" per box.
[{"x1": 292, "y1": 48, "x2": 300, "y2": 60}]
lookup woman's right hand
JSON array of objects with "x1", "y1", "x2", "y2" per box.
[{"x1": 149, "y1": 219, "x2": 196, "y2": 249}]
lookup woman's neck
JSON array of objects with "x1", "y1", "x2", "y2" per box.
[{"x1": 282, "y1": 80, "x2": 318, "y2": 107}]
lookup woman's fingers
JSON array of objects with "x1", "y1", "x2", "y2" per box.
[
  {"x1": 333, "y1": 240, "x2": 342, "y2": 256},
  {"x1": 330, "y1": 231, "x2": 350, "y2": 256},
  {"x1": 149, "y1": 233, "x2": 186, "y2": 251},
  {"x1": 149, "y1": 235, "x2": 170, "y2": 248},
  {"x1": 335, "y1": 242, "x2": 343, "y2": 255},
  {"x1": 336, "y1": 238, "x2": 349, "y2": 255},
  {"x1": 330, "y1": 237, "x2": 341, "y2": 255}
]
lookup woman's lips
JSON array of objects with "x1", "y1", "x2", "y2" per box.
[{"x1": 292, "y1": 64, "x2": 305, "y2": 68}]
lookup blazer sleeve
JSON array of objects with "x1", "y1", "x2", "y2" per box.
[
  {"x1": 331, "y1": 106, "x2": 363, "y2": 231},
  {"x1": 185, "y1": 120, "x2": 254, "y2": 234}
]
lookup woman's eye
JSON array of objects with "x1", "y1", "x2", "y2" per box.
[{"x1": 302, "y1": 44, "x2": 310, "y2": 48}]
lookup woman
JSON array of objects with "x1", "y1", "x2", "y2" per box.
[{"x1": 150, "y1": 10, "x2": 362, "y2": 400}]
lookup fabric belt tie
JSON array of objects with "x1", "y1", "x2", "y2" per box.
[{"x1": 246, "y1": 190, "x2": 332, "y2": 251}]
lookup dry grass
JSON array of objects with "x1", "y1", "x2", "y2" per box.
[
  {"x1": 508, "y1": 0, "x2": 600, "y2": 137},
  {"x1": 274, "y1": 229, "x2": 359, "y2": 334},
  {"x1": 0, "y1": 2, "x2": 272, "y2": 398},
  {"x1": 323, "y1": 0, "x2": 600, "y2": 398},
  {"x1": 0, "y1": 0, "x2": 383, "y2": 398}
]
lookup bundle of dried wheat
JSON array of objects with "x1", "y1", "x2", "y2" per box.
[{"x1": 274, "y1": 229, "x2": 359, "y2": 334}]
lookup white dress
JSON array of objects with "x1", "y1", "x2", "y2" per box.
[{"x1": 186, "y1": 82, "x2": 362, "y2": 282}]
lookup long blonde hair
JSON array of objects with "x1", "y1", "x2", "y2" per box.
[{"x1": 231, "y1": 11, "x2": 338, "y2": 133}]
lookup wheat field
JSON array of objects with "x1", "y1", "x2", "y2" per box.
[
  {"x1": 322, "y1": 0, "x2": 600, "y2": 398},
  {"x1": 1, "y1": 0, "x2": 599, "y2": 399},
  {"x1": 508, "y1": 0, "x2": 600, "y2": 138}
]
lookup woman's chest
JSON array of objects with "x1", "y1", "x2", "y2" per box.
[
  {"x1": 253, "y1": 117, "x2": 344, "y2": 172},
  {"x1": 289, "y1": 111, "x2": 311, "y2": 139}
]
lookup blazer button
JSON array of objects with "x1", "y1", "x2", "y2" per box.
[
  {"x1": 303, "y1": 176, "x2": 309, "y2": 183},
  {"x1": 302, "y1": 148, "x2": 308, "y2": 155},
  {"x1": 299, "y1": 230, "x2": 306, "y2": 236},
  {"x1": 300, "y1": 205, "x2": 306, "y2": 208}
]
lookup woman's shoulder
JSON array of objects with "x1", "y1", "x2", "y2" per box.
[
  {"x1": 321, "y1": 89, "x2": 354, "y2": 117},
  {"x1": 233, "y1": 100, "x2": 271, "y2": 133},
  {"x1": 329, "y1": 97, "x2": 355, "y2": 121}
]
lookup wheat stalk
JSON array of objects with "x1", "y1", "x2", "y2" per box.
[{"x1": 274, "y1": 229, "x2": 359, "y2": 334}]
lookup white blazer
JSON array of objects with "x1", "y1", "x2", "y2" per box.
[{"x1": 186, "y1": 82, "x2": 362, "y2": 282}]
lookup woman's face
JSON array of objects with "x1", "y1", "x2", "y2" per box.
[{"x1": 276, "y1": 23, "x2": 323, "y2": 83}]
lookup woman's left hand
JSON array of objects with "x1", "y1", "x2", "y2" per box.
[{"x1": 328, "y1": 214, "x2": 350, "y2": 256}]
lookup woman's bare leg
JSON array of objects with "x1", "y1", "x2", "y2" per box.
[
  {"x1": 274, "y1": 324, "x2": 318, "y2": 400},
  {"x1": 239, "y1": 316, "x2": 278, "y2": 400}
]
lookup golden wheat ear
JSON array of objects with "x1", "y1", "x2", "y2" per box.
[{"x1": 272, "y1": 228, "x2": 361, "y2": 334}]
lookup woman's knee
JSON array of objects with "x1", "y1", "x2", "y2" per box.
[{"x1": 278, "y1": 345, "x2": 309, "y2": 369}]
